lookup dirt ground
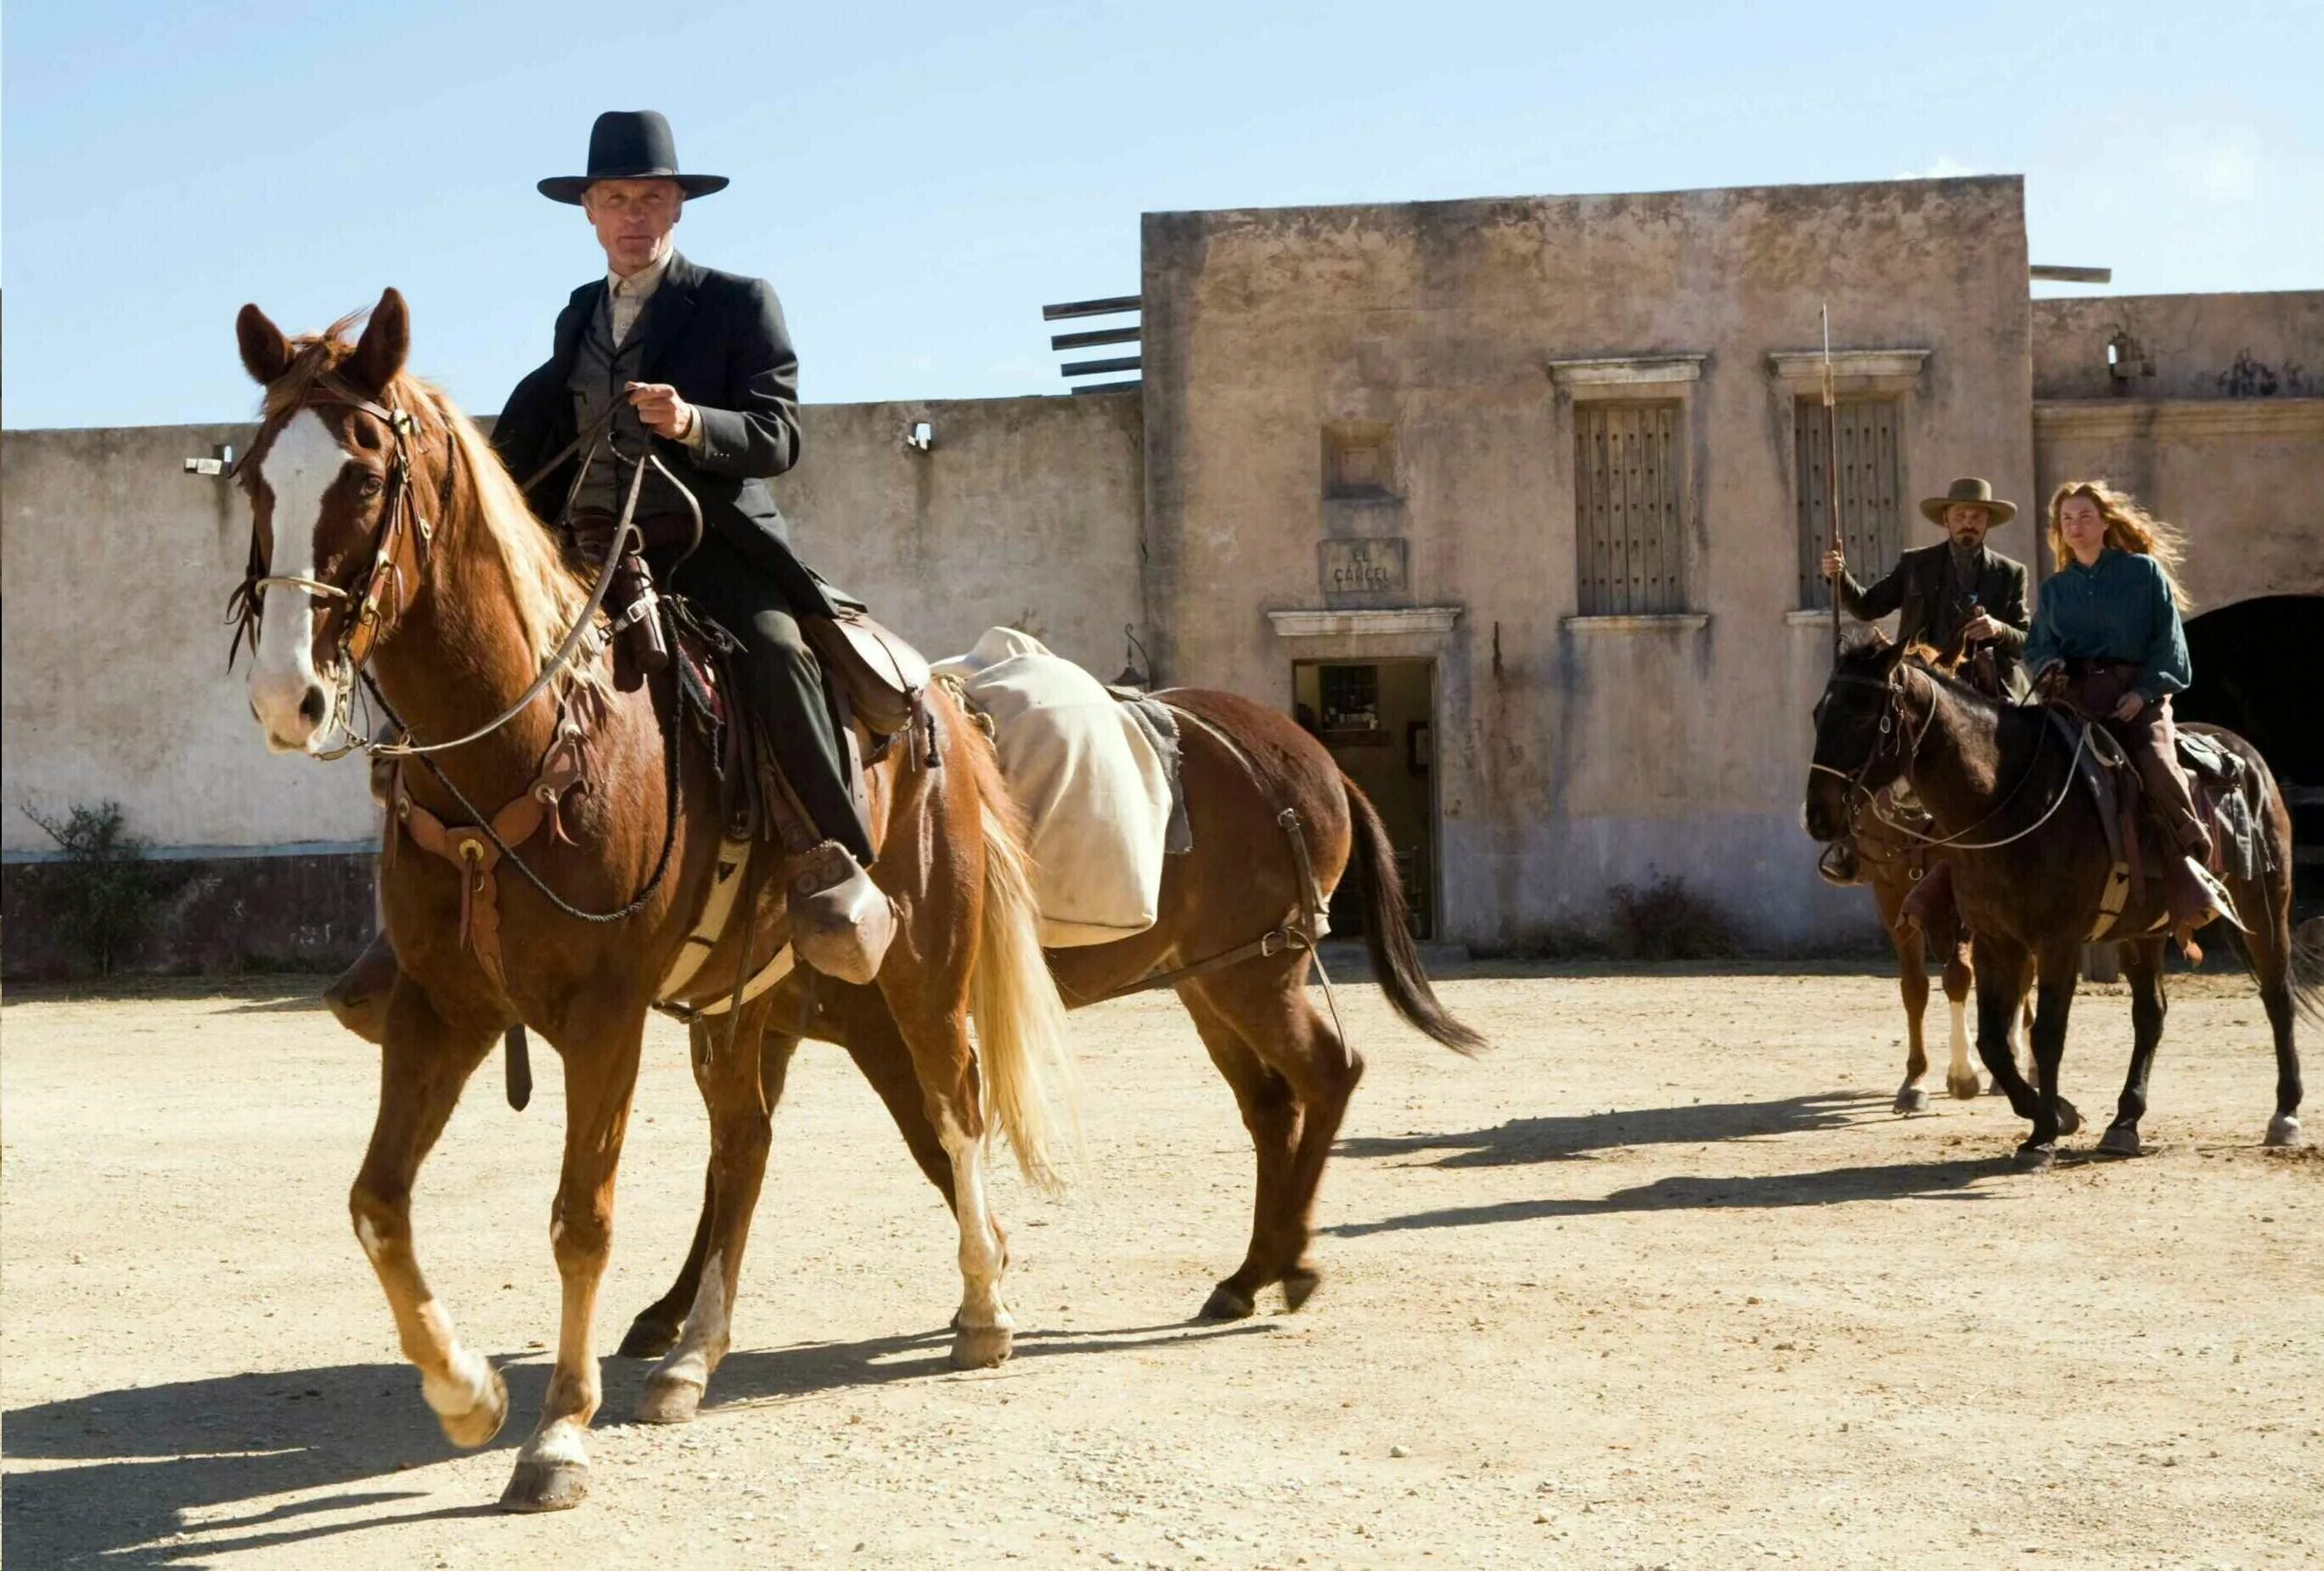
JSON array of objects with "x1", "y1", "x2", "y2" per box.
[{"x1": 3, "y1": 960, "x2": 2318, "y2": 1569}]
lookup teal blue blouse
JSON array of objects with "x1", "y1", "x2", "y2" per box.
[{"x1": 2022, "y1": 548, "x2": 2191, "y2": 700}]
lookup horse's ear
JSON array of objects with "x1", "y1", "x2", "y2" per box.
[
  {"x1": 1877, "y1": 636, "x2": 1910, "y2": 674},
  {"x1": 346, "y1": 287, "x2": 410, "y2": 392},
  {"x1": 236, "y1": 304, "x2": 291, "y2": 386}
]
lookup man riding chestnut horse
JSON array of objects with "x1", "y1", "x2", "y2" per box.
[{"x1": 492, "y1": 110, "x2": 889, "y2": 980}]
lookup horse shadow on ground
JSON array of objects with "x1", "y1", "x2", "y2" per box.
[
  {"x1": 1337, "y1": 1090, "x2": 1881, "y2": 1170},
  {"x1": 0, "y1": 1318, "x2": 1264, "y2": 1566},
  {"x1": 1325, "y1": 1154, "x2": 2012, "y2": 1240}
]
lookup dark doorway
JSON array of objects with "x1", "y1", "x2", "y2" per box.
[
  {"x1": 1293, "y1": 659, "x2": 1436, "y2": 938},
  {"x1": 2177, "y1": 594, "x2": 2323, "y2": 915}
]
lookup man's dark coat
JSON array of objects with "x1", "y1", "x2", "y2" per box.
[
  {"x1": 492, "y1": 251, "x2": 837, "y2": 618},
  {"x1": 1838, "y1": 540, "x2": 2031, "y2": 682}
]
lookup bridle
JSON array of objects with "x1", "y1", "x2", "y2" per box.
[
  {"x1": 227, "y1": 361, "x2": 695, "y2": 932},
  {"x1": 228, "y1": 373, "x2": 447, "y2": 757},
  {"x1": 226, "y1": 373, "x2": 669, "y2": 763},
  {"x1": 1811, "y1": 663, "x2": 2086, "y2": 853}
]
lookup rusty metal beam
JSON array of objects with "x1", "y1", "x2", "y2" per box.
[
  {"x1": 1050, "y1": 324, "x2": 1141, "y2": 352},
  {"x1": 1061, "y1": 355, "x2": 1141, "y2": 378},
  {"x1": 1072, "y1": 380, "x2": 1142, "y2": 397},
  {"x1": 1042, "y1": 295, "x2": 1140, "y2": 322},
  {"x1": 2030, "y1": 264, "x2": 2112, "y2": 283}
]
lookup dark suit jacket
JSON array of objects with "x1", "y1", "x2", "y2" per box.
[
  {"x1": 1838, "y1": 540, "x2": 2030, "y2": 679},
  {"x1": 492, "y1": 251, "x2": 836, "y2": 617}
]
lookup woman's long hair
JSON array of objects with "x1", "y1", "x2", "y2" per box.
[{"x1": 2046, "y1": 479, "x2": 2193, "y2": 611}]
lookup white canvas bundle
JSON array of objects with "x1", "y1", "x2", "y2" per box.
[{"x1": 933, "y1": 628, "x2": 1173, "y2": 948}]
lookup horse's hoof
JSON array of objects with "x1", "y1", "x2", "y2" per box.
[
  {"x1": 1947, "y1": 1075, "x2": 1984, "y2": 1101},
  {"x1": 1894, "y1": 1086, "x2": 1932, "y2": 1115},
  {"x1": 1198, "y1": 1283, "x2": 1256, "y2": 1322},
  {"x1": 498, "y1": 1459, "x2": 591, "y2": 1513},
  {"x1": 2056, "y1": 1099, "x2": 2084, "y2": 1138},
  {"x1": 2265, "y1": 1113, "x2": 2304, "y2": 1149},
  {"x1": 1280, "y1": 1268, "x2": 1322, "y2": 1313},
  {"x1": 2096, "y1": 1123, "x2": 2144, "y2": 1158},
  {"x1": 436, "y1": 1366, "x2": 509, "y2": 1450},
  {"x1": 636, "y1": 1373, "x2": 703, "y2": 1425},
  {"x1": 616, "y1": 1315, "x2": 684, "y2": 1361},
  {"x1": 950, "y1": 1323, "x2": 1014, "y2": 1370},
  {"x1": 2014, "y1": 1140, "x2": 2057, "y2": 1172}
]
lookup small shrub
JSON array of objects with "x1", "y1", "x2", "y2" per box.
[
  {"x1": 1606, "y1": 876, "x2": 1742, "y2": 961},
  {"x1": 22, "y1": 801, "x2": 156, "y2": 976}
]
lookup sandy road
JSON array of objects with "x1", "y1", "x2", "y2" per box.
[{"x1": 3, "y1": 962, "x2": 2318, "y2": 1568}]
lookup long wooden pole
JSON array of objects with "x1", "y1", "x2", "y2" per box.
[{"x1": 1822, "y1": 305, "x2": 1843, "y2": 662}]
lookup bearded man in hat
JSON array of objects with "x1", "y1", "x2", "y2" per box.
[
  {"x1": 491, "y1": 110, "x2": 889, "y2": 981},
  {"x1": 1821, "y1": 476, "x2": 2032, "y2": 688},
  {"x1": 1813, "y1": 477, "x2": 2033, "y2": 895}
]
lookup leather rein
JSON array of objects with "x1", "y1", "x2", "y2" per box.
[{"x1": 1813, "y1": 667, "x2": 2085, "y2": 853}]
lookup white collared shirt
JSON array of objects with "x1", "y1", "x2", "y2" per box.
[
  {"x1": 606, "y1": 250, "x2": 673, "y2": 345},
  {"x1": 603, "y1": 249, "x2": 706, "y2": 449}
]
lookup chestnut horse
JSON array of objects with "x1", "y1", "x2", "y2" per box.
[
  {"x1": 233, "y1": 290, "x2": 1075, "y2": 1512},
  {"x1": 1806, "y1": 637, "x2": 2316, "y2": 1167},
  {"x1": 615, "y1": 690, "x2": 1487, "y2": 1399}
]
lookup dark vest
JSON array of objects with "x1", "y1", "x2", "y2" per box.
[{"x1": 566, "y1": 294, "x2": 689, "y2": 518}]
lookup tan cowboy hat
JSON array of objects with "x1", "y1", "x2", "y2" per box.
[{"x1": 1919, "y1": 476, "x2": 2017, "y2": 526}]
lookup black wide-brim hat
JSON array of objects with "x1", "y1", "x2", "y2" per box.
[{"x1": 538, "y1": 110, "x2": 729, "y2": 205}]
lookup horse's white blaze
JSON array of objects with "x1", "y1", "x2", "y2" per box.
[
  {"x1": 1947, "y1": 999, "x2": 1972, "y2": 1078},
  {"x1": 654, "y1": 1252, "x2": 729, "y2": 1390},
  {"x1": 249, "y1": 410, "x2": 347, "y2": 752},
  {"x1": 939, "y1": 1112, "x2": 1010, "y2": 1332}
]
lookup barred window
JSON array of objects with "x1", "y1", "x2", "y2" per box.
[
  {"x1": 1796, "y1": 396, "x2": 1902, "y2": 609},
  {"x1": 1573, "y1": 402, "x2": 1685, "y2": 615}
]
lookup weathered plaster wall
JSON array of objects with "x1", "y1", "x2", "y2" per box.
[
  {"x1": 774, "y1": 393, "x2": 1145, "y2": 675},
  {"x1": 2031, "y1": 290, "x2": 2324, "y2": 611},
  {"x1": 1, "y1": 394, "x2": 1143, "y2": 859},
  {"x1": 2033, "y1": 400, "x2": 2324, "y2": 611},
  {"x1": 1143, "y1": 177, "x2": 2036, "y2": 948},
  {"x1": 2032, "y1": 290, "x2": 2324, "y2": 401}
]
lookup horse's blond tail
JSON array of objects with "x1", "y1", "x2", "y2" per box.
[{"x1": 964, "y1": 735, "x2": 1083, "y2": 1196}]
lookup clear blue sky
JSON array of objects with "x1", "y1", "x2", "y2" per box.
[{"x1": 4, "y1": 0, "x2": 2317, "y2": 429}]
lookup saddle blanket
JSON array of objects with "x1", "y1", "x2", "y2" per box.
[{"x1": 934, "y1": 628, "x2": 1175, "y2": 949}]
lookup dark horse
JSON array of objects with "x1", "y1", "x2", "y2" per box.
[
  {"x1": 612, "y1": 689, "x2": 1488, "y2": 1408},
  {"x1": 1804, "y1": 636, "x2": 2316, "y2": 1168}
]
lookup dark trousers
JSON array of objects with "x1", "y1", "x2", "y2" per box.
[{"x1": 659, "y1": 529, "x2": 875, "y2": 864}]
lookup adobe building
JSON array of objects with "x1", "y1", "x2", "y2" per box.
[{"x1": 4, "y1": 176, "x2": 2317, "y2": 971}]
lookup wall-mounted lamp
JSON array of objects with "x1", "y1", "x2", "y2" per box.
[
  {"x1": 904, "y1": 420, "x2": 935, "y2": 452},
  {"x1": 183, "y1": 442, "x2": 235, "y2": 476}
]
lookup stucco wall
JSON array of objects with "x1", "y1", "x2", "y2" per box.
[
  {"x1": 2032, "y1": 290, "x2": 2324, "y2": 401},
  {"x1": 2031, "y1": 398, "x2": 2324, "y2": 611},
  {"x1": 774, "y1": 393, "x2": 1145, "y2": 674},
  {"x1": 2030, "y1": 290, "x2": 2324, "y2": 612},
  {"x1": 1, "y1": 393, "x2": 1143, "y2": 856},
  {"x1": 1142, "y1": 177, "x2": 2037, "y2": 949}
]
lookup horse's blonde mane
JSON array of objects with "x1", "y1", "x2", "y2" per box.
[{"x1": 419, "y1": 384, "x2": 602, "y2": 695}]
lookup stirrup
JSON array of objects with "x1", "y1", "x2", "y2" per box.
[{"x1": 2181, "y1": 855, "x2": 2247, "y2": 934}]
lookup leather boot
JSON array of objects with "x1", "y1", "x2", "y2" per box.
[
  {"x1": 1816, "y1": 841, "x2": 1863, "y2": 887},
  {"x1": 324, "y1": 929, "x2": 399, "y2": 1045},
  {"x1": 788, "y1": 839, "x2": 898, "y2": 985},
  {"x1": 2164, "y1": 852, "x2": 2245, "y2": 963}
]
